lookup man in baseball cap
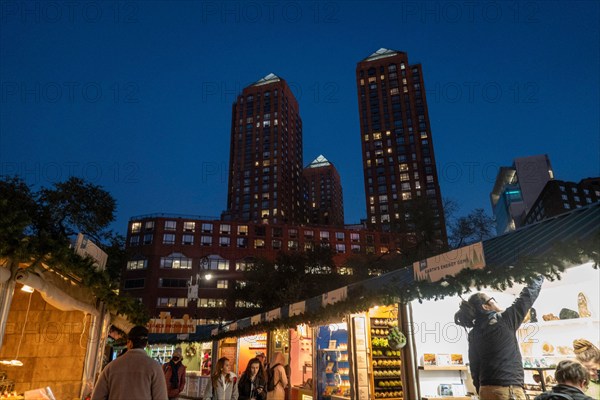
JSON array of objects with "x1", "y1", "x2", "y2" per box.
[{"x1": 92, "y1": 326, "x2": 168, "y2": 400}]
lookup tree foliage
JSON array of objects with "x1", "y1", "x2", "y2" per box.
[
  {"x1": 235, "y1": 247, "x2": 355, "y2": 313},
  {"x1": 0, "y1": 176, "x2": 147, "y2": 324},
  {"x1": 448, "y1": 208, "x2": 496, "y2": 249}
]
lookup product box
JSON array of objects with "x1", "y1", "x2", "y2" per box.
[
  {"x1": 422, "y1": 353, "x2": 437, "y2": 365},
  {"x1": 451, "y1": 353, "x2": 464, "y2": 365}
]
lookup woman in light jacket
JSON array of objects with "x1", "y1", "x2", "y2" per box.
[
  {"x1": 203, "y1": 357, "x2": 239, "y2": 400},
  {"x1": 267, "y1": 352, "x2": 288, "y2": 400}
]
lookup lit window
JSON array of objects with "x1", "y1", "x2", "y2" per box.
[
  {"x1": 217, "y1": 280, "x2": 228, "y2": 289},
  {"x1": 131, "y1": 222, "x2": 141, "y2": 233},
  {"x1": 220, "y1": 224, "x2": 231, "y2": 234},
  {"x1": 126, "y1": 259, "x2": 147, "y2": 270},
  {"x1": 235, "y1": 259, "x2": 254, "y2": 271},
  {"x1": 183, "y1": 222, "x2": 195, "y2": 232},
  {"x1": 160, "y1": 253, "x2": 192, "y2": 269},
  {"x1": 254, "y1": 239, "x2": 265, "y2": 249},
  {"x1": 165, "y1": 221, "x2": 177, "y2": 231},
  {"x1": 157, "y1": 298, "x2": 188, "y2": 308},
  {"x1": 320, "y1": 231, "x2": 330, "y2": 241},
  {"x1": 238, "y1": 225, "x2": 248, "y2": 236},
  {"x1": 336, "y1": 244, "x2": 346, "y2": 253}
]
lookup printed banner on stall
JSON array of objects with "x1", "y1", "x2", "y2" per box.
[
  {"x1": 251, "y1": 314, "x2": 262, "y2": 325},
  {"x1": 266, "y1": 308, "x2": 281, "y2": 321},
  {"x1": 289, "y1": 301, "x2": 306, "y2": 316},
  {"x1": 413, "y1": 242, "x2": 485, "y2": 282},
  {"x1": 148, "y1": 313, "x2": 197, "y2": 334},
  {"x1": 322, "y1": 286, "x2": 348, "y2": 306}
]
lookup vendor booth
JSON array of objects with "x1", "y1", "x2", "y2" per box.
[
  {"x1": 0, "y1": 267, "x2": 112, "y2": 400},
  {"x1": 207, "y1": 203, "x2": 600, "y2": 400},
  {"x1": 147, "y1": 323, "x2": 218, "y2": 399}
]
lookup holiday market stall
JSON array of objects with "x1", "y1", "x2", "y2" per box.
[
  {"x1": 207, "y1": 203, "x2": 599, "y2": 400},
  {"x1": 0, "y1": 232, "x2": 143, "y2": 400}
]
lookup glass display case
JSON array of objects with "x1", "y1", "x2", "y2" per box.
[{"x1": 315, "y1": 324, "x2": 350, "y2": 400}]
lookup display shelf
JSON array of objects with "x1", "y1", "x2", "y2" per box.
[
  {"x1": 422, "y1": 397, "x2": 470, "y2": 400},
  {"x1": 519, "y1": 317, "x2": 599, "y2": 328},
  {"x1": 418, "y1": 365, "x2": 467, "y2": 371},
  {"x1": 370, "y1": 316, "x2": 404, "y2": 400}
]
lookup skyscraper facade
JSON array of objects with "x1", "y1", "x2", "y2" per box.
[
  {"x1": 225, "y1": 73, "x2": 304, "y2": 225},
  {"x1": 490, "y1": 154, "x2": 554, "y2": 233},
  {"x1": 356, "y1": 49, "x2": 447, "y2": 244},
  {"x1": 303, "y1": 155, "x2": 344, "y2": 227}
]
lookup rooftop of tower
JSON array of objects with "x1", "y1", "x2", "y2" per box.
[
  {"x1": 363, "y1": 48, "x2": 405, "y2": 62},
  {"x1": 252, "y1": 73, "x2": 281, "y2": 86},
  {"x1": 306, "y1": 155, "x2": 332, "y2": 169}
]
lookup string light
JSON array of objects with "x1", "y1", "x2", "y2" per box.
[{"x1": 0, "y1": 286, "x2": 33, "y2": 366}]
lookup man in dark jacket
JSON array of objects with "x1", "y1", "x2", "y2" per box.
[
  {"x1": 535, "y1": 360, "x2": 595, "y2": 400},
  {"x1": 455, "y1": 276, "x2": 544, "y2": 399},
  {"x1": 163, "y1": 347, "x2": 186, "y2": 400}
]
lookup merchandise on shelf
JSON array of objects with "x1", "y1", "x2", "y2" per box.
[{"x1": 370, "y1": 316, "x2": 403, "y2": 400}]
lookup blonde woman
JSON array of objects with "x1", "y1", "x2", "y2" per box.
[
  {"x1": 204, "y1": 357, "x2": 239, "y2": 400},
  {"x1": 574, "y1": 339, "x2": 600, "y2": 399},
  {"x1": 266, "y1": 352, "x2": 288, "y2": 400}
]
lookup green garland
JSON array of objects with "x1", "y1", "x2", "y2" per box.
[
  {"x1": 210, "y1": 234, "x2": 598, "y2": 341},
  {"x1": 47, "y1": 248, "x2": 149, "y2": 325}
]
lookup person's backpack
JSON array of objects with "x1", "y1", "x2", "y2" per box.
[
  {"x1": 266, "y1": 364, "x2": 280, "y2": 391},
  {"x1": 534, "y1": 392, "x2": 574, "y2": 400}
]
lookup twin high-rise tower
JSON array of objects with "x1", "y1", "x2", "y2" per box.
[
  {"x1": 356, "y1": 49, "x2": 447, "y2": 243},
  {"x1": 225, "y1": 49, "x2": 447, "y2": 243}
]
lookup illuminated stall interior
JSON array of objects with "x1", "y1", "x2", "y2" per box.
[
  {"x1": 237, "y1": 333, "x2": 267, "y2": 375},
  {"x1": 411, "y1": 261, "x2": 599, "y2": 399}
]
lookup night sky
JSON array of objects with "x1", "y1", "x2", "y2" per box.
[{"x1": 1, "y1": 1, "x2": 598, "y2": 235}]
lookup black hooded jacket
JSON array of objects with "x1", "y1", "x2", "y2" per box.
[
  {"x1": 534, "y1": 384, "x2": 595, "y2": 400},
  {"x1": 468, "y1": 276, "x2": 544, "y2": 392}
]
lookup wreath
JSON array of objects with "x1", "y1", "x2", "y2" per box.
[{"x1": 185, "y1": 345, "x2": 197, "y2": 358}]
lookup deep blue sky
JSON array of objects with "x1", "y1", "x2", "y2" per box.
[{"x1": 1, "y1": 1, "x2": 599, "y2": 235}]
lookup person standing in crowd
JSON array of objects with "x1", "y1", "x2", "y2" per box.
[
  {"x1": 163, "y1": 347, "x2": 187, "y2": 400},
  {"x1": 454, "y1": 276, "x2": 544, "y2": 400},
  {"x1": 91, "y1": 325, "x2": 168, "y2": 400},
  {"x1": 266, "y1": 352, "x2": 288, "y2": 400},
  {"x1": 574, "y1": 339, "x2": 600, "y2": 399},
  {"x1": 534, "y1": 360, "x2": 595, "y2": 400},
  {"x1": 203, "y1": 357, "x2": 239, "y2": 400},
  {"x1": 238, "y1": 357, "x2": 267, "y2": 400},
  {"x1": 256, "y1": 352, "x2": 268, "y2": 380}
]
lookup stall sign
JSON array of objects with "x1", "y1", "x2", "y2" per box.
[
  {"x1": 322, "y1": 286, "x2": 348, "y2": 306},
  {"x1": 289, "y1": 301, "x2": 306, "y2": 316},
  {"x1": 414, "y1": 242, "x2": 485, "y2": 282},
  {"x1": 266, "y1": 308, "x2": 281, "y2": 321}
]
